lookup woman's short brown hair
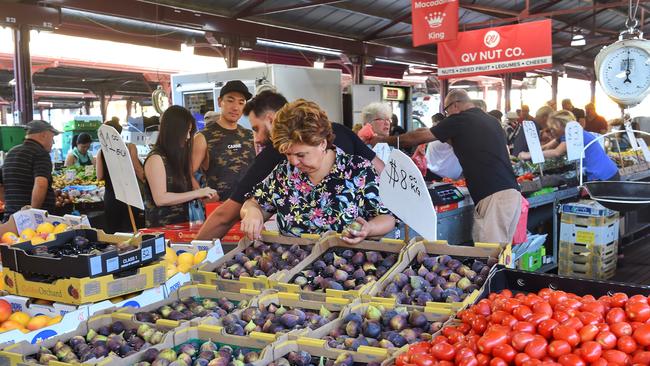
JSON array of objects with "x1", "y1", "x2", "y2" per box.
[{"x1": 272, "y1": 99, "x2": 335, "y2": 153}]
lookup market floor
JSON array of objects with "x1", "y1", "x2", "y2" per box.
[{"x1": 612, "y1": 236, "x2": 650, "y2": 285}]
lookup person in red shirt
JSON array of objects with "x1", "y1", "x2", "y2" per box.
[{"x1": 584, "y1": 103, "x2": 608, "y2": 134}]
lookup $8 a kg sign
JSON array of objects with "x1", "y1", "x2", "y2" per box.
[{"x1": 379, "y1": 150, "x2": 437, "y2": 240}]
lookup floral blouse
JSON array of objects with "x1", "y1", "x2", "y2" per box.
[{"x1": 249, "y1": 147, "x2": 391, "y2": 237}]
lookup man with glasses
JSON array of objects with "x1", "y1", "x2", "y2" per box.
[{"x1": 367, "y1": 89, "x2": 521, "y2": 244}]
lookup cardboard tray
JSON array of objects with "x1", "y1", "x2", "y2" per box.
[
  {"x1": 115, "y1": 283, "x2": 259, "y2": 329},
  {"x1": 363, "y1": 239, "x2": 507, "y2": 313},
  {"x1": 11, "y1": 208, "x2": 90, "y2": 235},
  {"x1": 191, "y1": 231, "x2": 319, "y2": 291},
  {"x1": 270, "y1": 234, "x2": 408, "y2": 302},
  {"x1": 0, "y1": 313, "x2": 177, "y2": 366},
  {"x1": 252, "y1": 338, "x2": 389, "y2": 366},
  {"x1": 0, "y1": 229, "x2": 165, "y2": 279},
  {"x1": 2, "y1": 260, "x2": 167, "y2": 305}
]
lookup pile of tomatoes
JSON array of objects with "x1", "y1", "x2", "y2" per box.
[{"x1": 395, "y1": 288, "x2": 650, "y2": 366}]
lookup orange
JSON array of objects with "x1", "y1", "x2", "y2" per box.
[
  {"x1": 1, "y1": 232, "x2": 18, "y2": 244},
  {"x1": 26, "y1": 315, "x2": 50, "y2": 331},
  {"x1": 0, "y1": 300, "x2": 11, "y2": 322},
  {"x1": 1, "y1": 320, "x2": 23, "y2": 331},
  {"x1": 47, "y1": 315, "x2": 62, "y2": 326},
  {"x1": 8, "y1": 312, "x2": 30, "y2": 327}
]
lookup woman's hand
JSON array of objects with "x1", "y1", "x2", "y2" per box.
[
  {"x1": 517, "y1": 151, "x2": 531, "y2": 160},
  {"x1": 341, "y1": 217, "x2": 372, "y2": 244},
  {"x1": 241, "y1": 209, "x2": 265, "y2": 240},
  {"x1": 195, "y1": 187, "x2": 218, "y2": 201}
]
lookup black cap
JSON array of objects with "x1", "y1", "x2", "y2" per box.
[
  {"x1": 219, "y1": 80, "x2": 252, "y2": 100},
  {"x1": 25, "y1": 120, "x2": 60, "y2": 135}
]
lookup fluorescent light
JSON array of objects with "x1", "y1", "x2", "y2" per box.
[
  {"x1": 450, "y1": 85, "x2": 470, "y2": 89},
  {"x1": 181, "y1": 42, "x2": 195, "y2": 55},
  {"x1": 376, "y1": 57, "x2": 436, "y2": 68},
  {"x1": 571, "y1": 34, "x2": 586, "y2": 47},
  {"x1": 35, "y1": 90, "x2": 85, "y2": 96},
  {"x1": 257, "y1": 39, "x2": 341, "y2": 56},
  {"x1": 313, "y1": 60, "x2": 324, "y2": 69},
  {"x1": 37, "y1": 101, "x2": 54, "y2": 107},
  {"x1": 8, "y1": 78, "x2": 15, "y2": 86}
]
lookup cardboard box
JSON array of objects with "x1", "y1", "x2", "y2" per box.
[
  {"x1": 270, "y1": 234, "x2": 407, "y2": 302},
  {"x1": 85, "y1": 285, "x2": 167, "y2": 318},
  {"x1": 164, "y1": 239, "x2": 225, "y2": 296},
  {"x1": 559, "y1": 255, "x2": 617, "y2": 280},
  {"x1": 561, "y1": 200, "x2": 616, "y2": 218},
  {"x1": 0, "y1": 229, "x2": 165, "y2": 279},
  {"x1": 363, "y1": 239, "x2": 506, "y2": 312},
  {"x1": 253, "y1": 338, "x2": 388, "y2": 366},
  {"x1": 140, "y1": 221, "x2": 245, "y2": 244},
  {"x1": 11, "y1": 208, "x2": 91, "y2": 235},
  {"x1": 2, "y1": 261, "x2": 166, "y2": 305},
  {"x1": 191, "y1": 231, "x2": 319, "y2": 291},
  {"x1": 561, "y1": 211, "x2": 620, "y2": 227},
  {"x1": 0, "y1": 313, "x2": 177, "y2": 366},
  {"x1": 560, "y1": 221, "x2": 620, "y2": 245}
]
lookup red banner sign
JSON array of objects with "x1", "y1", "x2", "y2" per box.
[
  {"x1": 437, "y1": 20, "x2": 552, "y2": 78},
  {"x1": 412, "y1": 0, "x2": 458, "y2": 46}
]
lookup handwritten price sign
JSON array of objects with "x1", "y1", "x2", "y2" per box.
[
  {"x1": 565, "y1": 121, "x2": 584, "y2": 162},
  {"x1": 379, "y1": 149, "x2": 436, "y2": 240},
  {"x1": 522, "y1": 121, "x2": 545, "y2": 164},
  {"x1": 98, "y1": 125, "x2": 144, "y2": 210}
]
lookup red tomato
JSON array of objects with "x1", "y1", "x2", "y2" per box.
[
  {"x1": 552, "y1": 311, "x2": 570, "y2": 323},
  {"x1": 504, "y1": 299, "x2": 523, "y2": 313},
  {"x1": 477, "y1": 329, "x2": 509, "y2": 355},
  {"x1": 433, "y1": 335, "x2": 449, "y2": 344},
  {"x1": 501, "y1": 289, "x2": 513, "y2": 298},
  {"x1": 632, "y1": 351, "x2": 650, "y2": 364},
  {"x1": 550, "y1": 291, "x2": 569, "y2": 308},
  {"x1": 563, "y1": 317, "x2": 584, "y2": 331},
  {"x1": 617, "y1": 334, "x2": 637, "y2": 353},
  {"x1": 489, "y1": 358, "x2": 508, "y2": 366},
  {"x1": 548, "y1": 340, "x2": 572, "y2": 358},
  {"x1": 579, "y1": 341, "x2": 603, "y2": 363},
  {"x1": 524, "y1": 336, "x2": 548, "y2": 359},
  {"x1": 448, "y1": 331, "x2": 465, "y2": 345},
  {"x1": 606, "y1": 307, "x2": 626, "y2": 324},
  {"x1": 439, "y1": 362, "x2": 453, "y2": 366},
  {"x1": 629, "y1": 294, "x2": 647, "y2": 304},
  {"x1": 538, "y1": 319, "x2": 560, "y2": 339},
  {"x1": 602, "y1": 349, "x2": 630, "y2": 365},
  {"x1": 513, "y1": 306, "x2": 533, "y2": 321},
  {"x1": 442, "y1": 327, "x2": 460, "y2": 338},
  {"x1": 455, "y1": 348, "x2": 476, "y2": 363},
  {"x1": 538, "y1": 288, "x2": 553, "y2": 299},
  {"x1": 396, "y1": 353, "x2": 411, "y2": 366},
  {"x1": 590, "y1": 359, "x2": 607, "y2": 366},
  {"x1": 595, "y1": 331, "x2": 617, "y2": 350},
  {"x1": 531, "y1": 301, "x2": 553, "y2": 316},
  {"x1": 581, "y1": 301, "x2": 606, "y2": 317},
  {"x1": 457, "y1": 323, "x2": 472, "y2": 334},
  {"x1": 512, "y1": 332, "x2": 536, "y2": 351},
  {"x1": 411, "y1": 353, "x2": 436, "y2": 366},
  {"x1": 576, "y1": 311, "x2": 601, "y2": 325},
  {"x1": 528, "y1": 313, "x2": 551, "y2": 327},
  {"x1": 524, "y1": 294, "x2": 543, "y2": 307},
  {"x1": 610, "y1": 293, "x2": 629, "y2": 308},
  {"x1": 553, "y1": 326, "x2": 581, "y2": 347},
  {"x1": 409, "y1": 342, "x2": 431, "y2": 355},
  {"x1": 564, "y1": 298, "x2": 582, "y2": 310},
  {"x1": 471, "y1": 317, "x2": 488, "y2": 335},
  {"x1": 596, "y1": 323, "x2": 610, "y2": 333},
  {"x1": 522, "y1": 359, "x2": 542, "y2": 366},
  {"x1": 633, "y1": 323, "x2": 650, "y2": 346},
  {"x1": 514, "y1": 353, "x2": 531, "y2": 366},
  {"x1": 431, "y1": 342, "x2": 456, "y2": 361},
  {"x1": 557, "y1": 354, "x2": 586, "y2": 366},
  {"x1": 610, "y1": 322, "x2": 633, "y2": 337},
  {"x1": 492, "y1": 344, "x2": 516, "y2": 363},
  {"x1": 458, "y1": 357, "x2": 479, "y2": 366},
  {"x1": 476, "y1": 353, "x2": 490, "y2": 366},
  {"x1": 627, "y1": 301, "x2": 650, "y2": 322},
  {"x1": 513, "y1": 321, "x2": 536, "y2": 334},
  {"x1": 579, "y1": 324, "x2": 600, "y2": 342}
]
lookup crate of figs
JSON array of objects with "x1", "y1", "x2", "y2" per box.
[
  {"x1": 270, "y1": 234, "x2": 407, "y2": 302},
  {"x1": 253, "y1": 339, "x2": 387, "y2": 366},
  {"x1": 0, "y1": 229, "x2": 165, "y2": 279},
  {"x1": 192, "y1": 232, "x2": 319, "y2": 291},
  {"x1": 363, "y1": 240, "x2": 504, "y2": 312}
]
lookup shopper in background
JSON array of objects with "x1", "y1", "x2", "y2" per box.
[
  {"x1": 144, "y1": 106, "x2": 217, "y2": 227},
  {"x1": 546, "y1": 100, "x2": 557, "y2": 110},
  {"x1": 64, "y1": 132, "x2": 95, "y2": 167},
  {"x1": 504, "y1": 111, "x2": 520, "y2": 147},
  {"x1": 511, "y1": 105, "x2": 554, "y2": 156},
  {"x1": 191, "y1": 80, "x2": 255, "y2": 200},
  {"x1": 471, "y1": 99, "x2": 487, "y2": 111},
  {"x1": 585, "y1": 103, "x2": 608, "y2": 134},
  {"x1": 96, "y1": 119, "x2": 145, "y2": 233},
  {"x1": 196, "y1": 90, "x2": 382, "y2": 241},
  {"x1": 2, "y1": 120, "x2": 59, "y2": 220},
  {"x1": 562, "y1": 98, "x2": 586, "y2": 126},
  {"x1": 366, "y1": 89, "x2": 521, "y2": 244},
  {"x1": 518, "y1": 110, "x2": 619, "y2": 181},
  {"x1": 390, "y1": 114, "x2": 405, "y2": 136},
  {"x1": 360, "y1": 102, "x2": 394, "y2": 162},
  {"x1": 488, "y1": 110, "x2": 503, "y2": 122},
  {"x1": 518, "y1": 105, "x2": 533, "y2": 123},
  {"x1": 240, "y1": 99, "x2": 395, "y2": 242}
]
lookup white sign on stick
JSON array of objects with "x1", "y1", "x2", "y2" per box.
[
  {"x1": 522, "y1": 121, "x2": 545, "y2": 164},
  {"x1": 98, "y1": 125, "x2": 144, "y2": 210},
  {"x1": 379, "y1": 149, "x2": 437, "y2": 240},
  {"x1": 637, "y1": 138, "x2": 650, "y2": 162},
  {"x1": 626, "y1": 124, "x2": 640, "y2": 150},
  {"x1": 565, "y1": 121, "x2": 584, "y2": 162}
]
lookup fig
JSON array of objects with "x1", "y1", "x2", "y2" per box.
[
  {"x1": 408, "y1": 311, "x2": 428, "y2": 328},
  {"x1": 345, "y1": 320, "x2": 360, "y2": 337},
  {"x1": 350, "y1": 252, "x2": 365, "y2": 266},
  {"x1": 457, "y1": 277, "x2": 472, "y2": 290},
  {"x1": 365, "y1": 305, "x2": 382, "y2": 321},
  {"x1": 200, "y1": 340, "x2": 218, "y2": 353},
  {"x1": 410, "y1": 275, "x2": 427, "y2": 290},
  {"x1": 152, "y1": 360, "x2": 171, "y2": 366},
  {"x1": 194, "y1": 359, "x2": 209, "y2": 366},
  {"x1": 389, "y1": 314, "x2": 407, "y2": 331},
  {"x1": 333, "y1": 269, "x2": 348, "y2": 282},
  {"x1": 143, "y1": 348, "x2": 160, "y2": 363},
  {"x1": 362, "y1": 320, "x2": 382, "y2": 338}
]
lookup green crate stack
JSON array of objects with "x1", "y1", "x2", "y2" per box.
[
  {"x1": 0, "y1": 126, "x2": 26, "y2": 152},
  {"x1": 63, "y1": 119, "x2": 101, "y2": 132}
]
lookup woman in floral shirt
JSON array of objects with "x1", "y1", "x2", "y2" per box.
[{"x1": 241, "y1": 99, "x2": 395, "y2": 243}]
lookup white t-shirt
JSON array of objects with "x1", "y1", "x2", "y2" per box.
[
  {"x1": 425, "y1": 141, "x2": 463, "y2": 179},
  {"x1": 372, "y1": 142, "x2": 393, "y2": 163}
]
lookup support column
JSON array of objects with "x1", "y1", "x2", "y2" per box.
[
  {"x1": 504, "y1": 74, "x2": 512, "y2": 112},
  {"x1": 224, "y1": 46, "x2": 239, "y2": 69},
  {"x1": 84, "y1": 99, "x2": 92, "y2": 115},
  {"x1": 12, "y1": 25, "x2": 33, "y2": 124},
  {"x1": 439, "y1": 79, "x2": 449, "y2": 113},
  {"x1": 551, "y1": 71, "x2": 559, "y2": 109},
  {"x1": 126, "y1": 99, "x2": 133, "y2": 119},
  {"x1": 590, "y1": 77, "x2": 596, "y2": 104},
  {"x1": 496, "y1": 82, "x2": 503, "y2": 111}
]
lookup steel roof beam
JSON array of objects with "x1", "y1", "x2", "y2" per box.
[
  {"x1": 363, "y1": 12, "x2": 412, "y2": 41},
  {"x1": 233, "y1": 0, "x2": 267, "y2": 18},
  {"x1": 244, "y1": 0, "x2": 347, "y2": 17}
]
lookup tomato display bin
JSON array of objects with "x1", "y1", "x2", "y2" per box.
[{"x1": 140, "y1": 221, "x2": 244, "y2": 246}]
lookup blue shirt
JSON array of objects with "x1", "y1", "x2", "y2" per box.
[{"x1": 561, "y1": 131, "x2": 618, "y2": 181}]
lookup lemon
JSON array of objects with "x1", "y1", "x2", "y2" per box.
[
  {"x1": 177, "y1": 262, "x2": 192, "y2": 274},
  {"x1": 193, "y1": 251, "x2": 207, "y2": 265},
  {"x1": 9, "y1": 312, "x2": 30, "y2": 327},
  {"x1": 30, "y1": 236, "x2": 46, "y2": 245},
  {"x1": 1, "y1": 232, "x2": 18, "y2": 245},
  {"x1": 165, "y1": 247, "x2": 178, "y2": 265},
  {"x1": 19, "y1": 228, "x2": 36, "y2": 240},
  {"x1": 177, "y1": 252, "x2": 194, "y2": 267},
  {"x1": 45, "y1": 234, "x2": 56, "y2": 242},
  {"x1": 36, "y1": 222, "x2": 55, "y2": 234},
  {"x1": 47, "y1": 315, "x2": 62, "y2": 325},
  {"x1": 53, "y1": 223, "x2": 68, "y2": 234}
]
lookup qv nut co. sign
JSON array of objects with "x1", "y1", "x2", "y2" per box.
[{"x1": 437, "y1": 20, "x2": 553, "y2": 78}]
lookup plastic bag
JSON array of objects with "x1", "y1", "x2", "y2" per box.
[
  {"x1": 512, "y1": 195, "x2": 529, "y2": 245},
  {"x1": 189, "y1": 199, "x2": 205, "y2": 229}
]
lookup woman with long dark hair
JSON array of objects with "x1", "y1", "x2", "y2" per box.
[{"x1": 144, "y1": 105, "x2": 216, "y2": 227}]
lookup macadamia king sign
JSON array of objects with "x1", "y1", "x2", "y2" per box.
[{"x1": 412, "y1": 0, "x2": 458, "y2": 46}]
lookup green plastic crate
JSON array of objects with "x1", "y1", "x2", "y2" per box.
[
  {"x1": 518, "y1": 245, "x2": 545, "y2": 271},
  {"x1": 63, "y1": 119, "x2": 101, "y2": 132},
  {"x1": 0, "y1": 126, "x2": 26, "y2": 152}
]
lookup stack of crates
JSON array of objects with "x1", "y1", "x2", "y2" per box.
[
  {"x1": 559, "y1": 200, "x2": 620, "y2": 280},
  {"x1": 0, "y1": 126, "x2": 26, "y2": 152},
  {"x1": 61, "y1": 117, "x2": 102, "y2": 156}
]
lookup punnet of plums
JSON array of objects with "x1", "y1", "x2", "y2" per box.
[
  {"x1": 221, "y1": 302, "x2": 338, "y2": 336},
  {"x1": 268, "y1": 351, "x2": 381, "y2": 366},
  {"x1": 377, "y1": 253, "x2": 497, "y2": 306},
  {"x1": 28, "y1": 235, "x2": 114, "y2": 258},
  {"x1": 132, "y1": 340, "x2": 260, "y2": 366},
  {"x1": 215, "y1": 242, "x2": 312, "y2": 280},
  {"x1": 290, "y1": 248, "x2": 397, "y2": 292},
  {"x1": 135, "y1": 297, "x2": 245, "y2": 323},
  {"x1": 322, "y1": 305, "x2": 442, "y2": 352},
  {"x1": 32, "y1": 321, "x2": 164, "y2": 364}
]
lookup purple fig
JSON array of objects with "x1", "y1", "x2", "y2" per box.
[{"x1": 351, "y1": 252, "x2": 365, "y2": 265}]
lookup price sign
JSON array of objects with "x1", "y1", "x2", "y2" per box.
[
  {"x1": 379, "y1": 149, "x2": 437, "y2": 240},
  {"x1": 565, "y1": 122, "x2": 584, "y2": 162},
  {"x1": 64, "y1": 169, "x2": 76, "y2": 182},
  {"x1": 98, "y1": 125, "x2": 144, "y2": 210},
  {"x1": 626, "y1": 124, "x2": 640, "y2": 150},
  {"x1": 522, "y1": 121, "x2": 545, "y2": 164},
  {"x1": 637, "y1": 138, "x2": 650, "y2": 162},
  {"x1": 84, "y1": 165, "x2": 94, "y2": 176}
]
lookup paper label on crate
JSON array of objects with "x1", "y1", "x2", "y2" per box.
[
  {"x1": 565, "y1": 122, "x2": 584, "y2": 162},
  {"x1": 576, "y1": 231, "x2": 596, "y2": 245},
  {"x1": 141, "y1": 246, "x2": 152, "y2": 261},
  {"x1": 90, "y1": 256, "x2": 102, "y2": 276},
  {"x1": 105, "y1": 257, "x2": 119, "y2": 272},
  {"x1": 522, "y1": 120, "x2": 545, "y2": 164},
  {"x1": 13, "y1": 210, "x2": 36, "y2": 234},
  {"x1": 379, "y1": 149, "x2": 437, "y2": 240},
  {"x1": 98, "y1": 125, "x2": 144, "y2": 209},
  {"x1": 154, "y1": 237, "x2": 165, "y2": 254}
]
